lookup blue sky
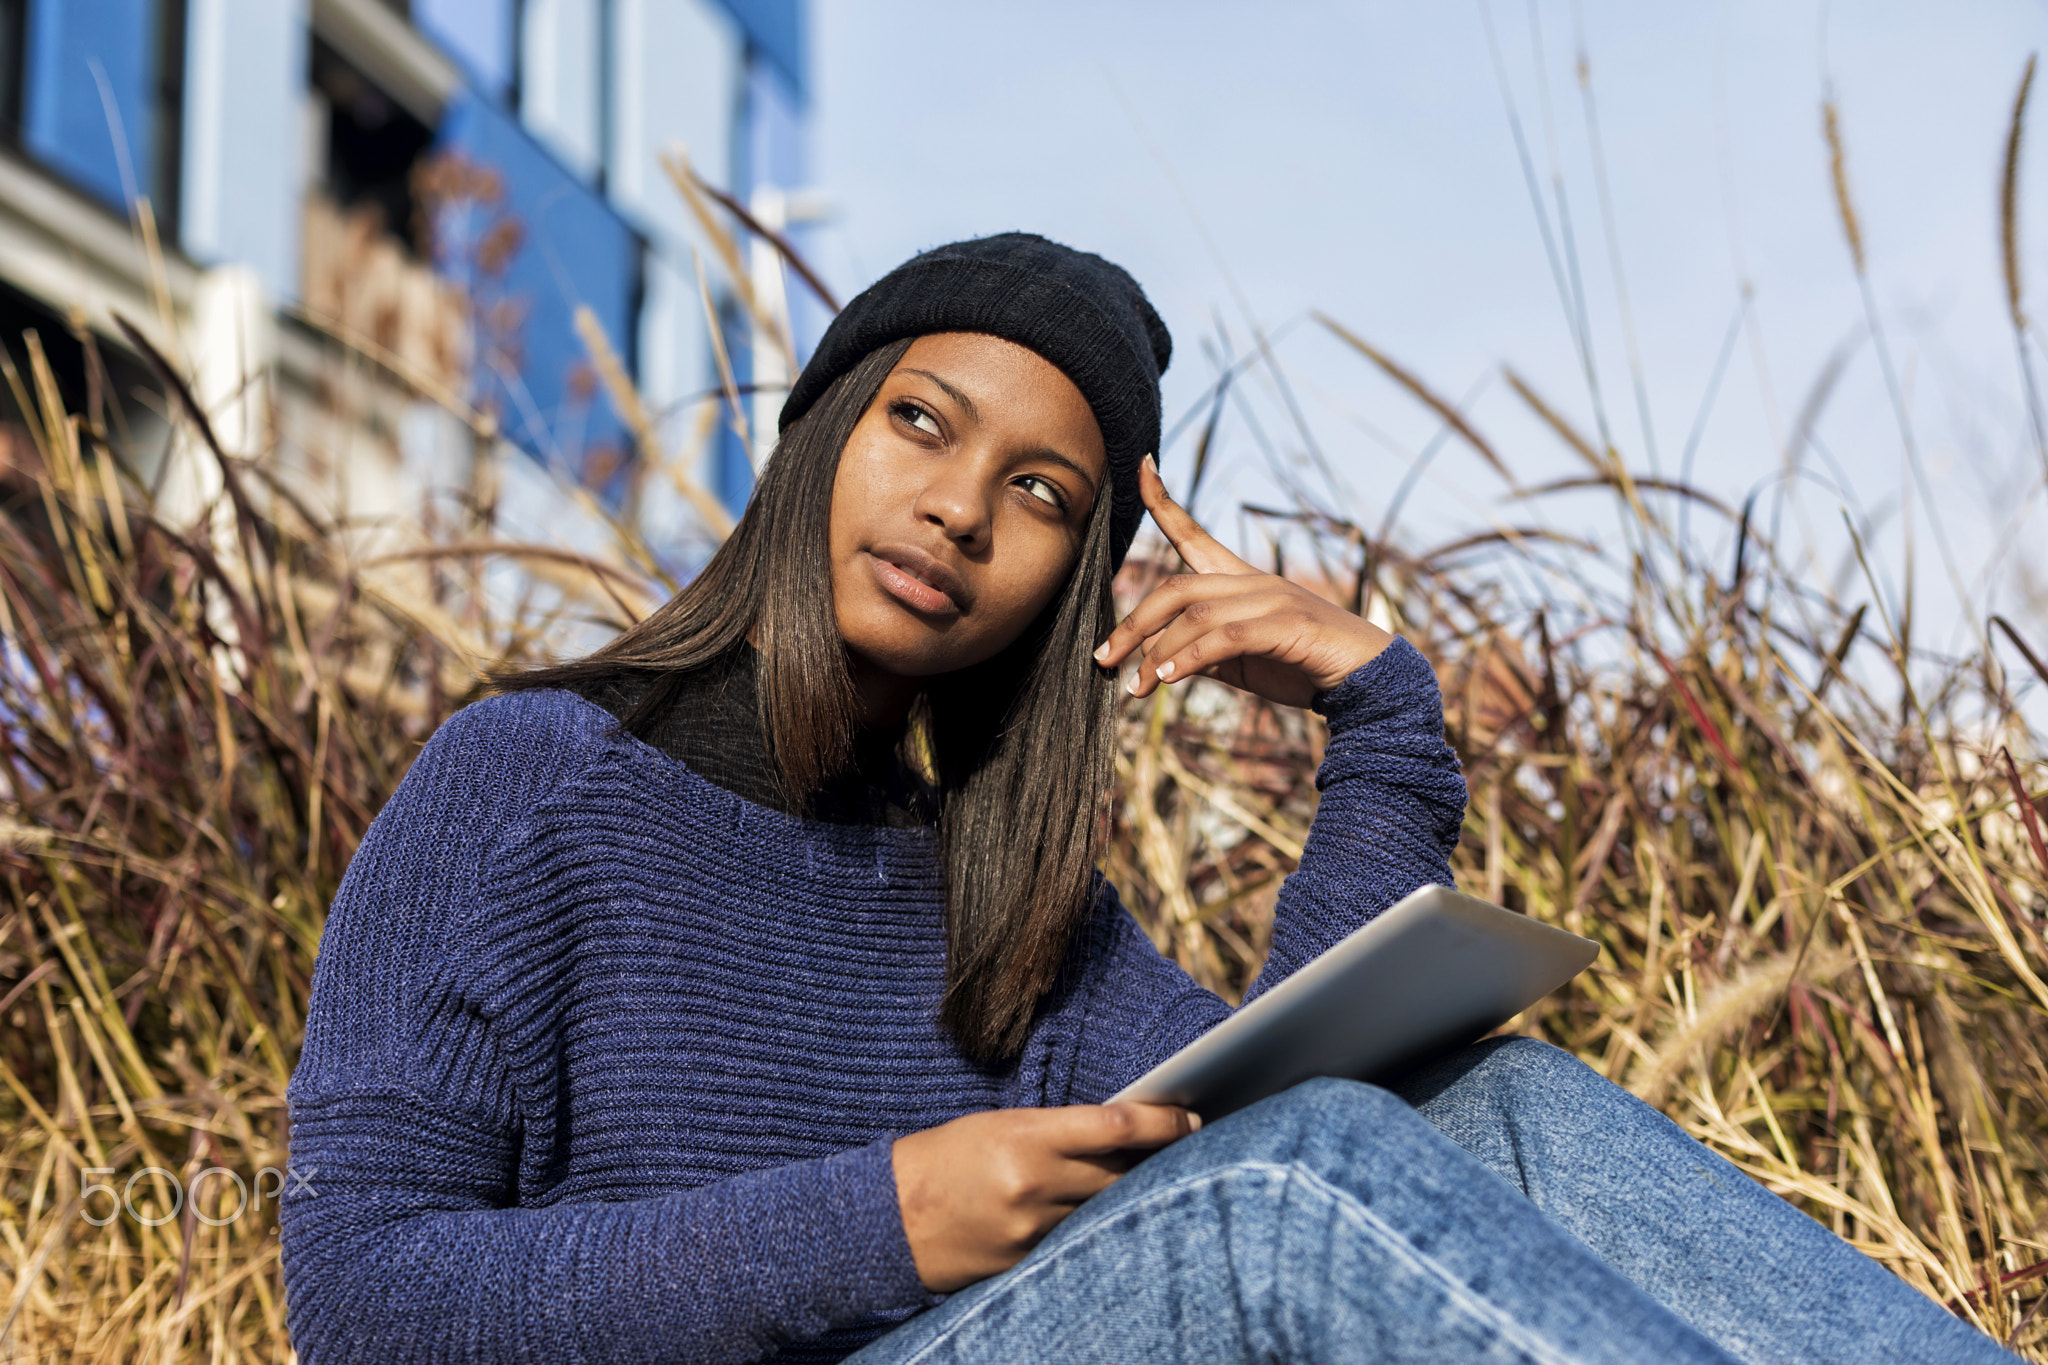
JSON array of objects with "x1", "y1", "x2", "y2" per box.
[{"x1": 808, "y1": 0, "x2": 2048, "y2": 651}]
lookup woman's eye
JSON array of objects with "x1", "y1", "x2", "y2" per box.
[
  {"x1": 895, "y1": 402, "x2": 941, "y2": 437},
  {"x1": 1018, "y1": 475, "x2": 1066, "y2": 510}
]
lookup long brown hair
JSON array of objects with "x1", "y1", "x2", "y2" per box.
[{"x1": 491, "y1": 337, "x2": 1122, "y2": 1066}]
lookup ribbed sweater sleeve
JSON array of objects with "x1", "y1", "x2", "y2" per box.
[
  {"x1": 1066, "y1": 634, "x2": 1468, "y2": 1101},
  {"x1": 280, "y1": 694, "x2": 933, "y2": 1364}
]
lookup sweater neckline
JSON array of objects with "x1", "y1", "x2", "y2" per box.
[{"x1": 544, "y1": 687, "x2": 945, "y2": 852}]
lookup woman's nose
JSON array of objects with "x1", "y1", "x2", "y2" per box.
[{"x1": 913, "y1": 464, "x2": 992, "y2": 550}]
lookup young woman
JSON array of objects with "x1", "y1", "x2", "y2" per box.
[{"x1": 279, "y1": 234, "x2": 2016, "y2": 1365}]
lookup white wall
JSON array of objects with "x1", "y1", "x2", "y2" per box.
[
  {"x1": 180, "y1": 0, "x2": 308, "y2": 301},
  {"x1": 610, "y1": 0, "x2": 742, "y2": 501},
  {"x1": 519, "y1": 0, "x2": 605, "y2": 180},
  {"x1": 609, "y1": 0, "x2": 740, "y2": 218}
]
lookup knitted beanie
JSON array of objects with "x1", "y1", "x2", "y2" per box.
[{"x1": 780, "y1": 232, "x2": 1172, "y2": 570}]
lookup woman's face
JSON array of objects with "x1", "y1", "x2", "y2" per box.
[{"x1": 828, "y1": 331, "x2": 1108, "y2": 683}]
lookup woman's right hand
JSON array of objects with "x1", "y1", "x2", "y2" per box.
[{"x1": 891, "y1": 1102, "x2": 1201, "y2": 1292}]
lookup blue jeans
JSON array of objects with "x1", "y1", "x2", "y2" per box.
[{"x1": 847, "y1": 1038, "x2": 2017, "y2": 1364}]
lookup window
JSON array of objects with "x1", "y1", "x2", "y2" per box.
[{"x1": 13, "y1": 0, "x2": 187, "y2": 229}]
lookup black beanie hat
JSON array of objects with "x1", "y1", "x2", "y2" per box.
[{"x1": 780, "y1": 232, "x2": 1172, "y2": 570}]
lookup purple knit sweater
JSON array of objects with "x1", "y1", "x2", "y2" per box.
[{"x1": 279, "y1": 636, "x2": 1465, "y2": 1364}]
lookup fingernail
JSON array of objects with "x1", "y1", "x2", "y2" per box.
[
  {"x1": 1093, "y1": 642, "x2": 1110, "y2": 662},
  {"x1": 1188, "y1": 1112, "x2": 1202, "y2": 1132},
  {"x1": 1157, "y1": 660, "x2": 1176, "y2": 680},
  {"x1": 1125, "y1": 671, "x2": 1142, "y2": 696},
  {"x1": 1142, "y1": 453, "x2": 1158, "y2": 473}
]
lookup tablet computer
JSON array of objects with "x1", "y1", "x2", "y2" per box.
[{"x1": 1111, "y1": 884, "x2": 1599, "y2": 1119}]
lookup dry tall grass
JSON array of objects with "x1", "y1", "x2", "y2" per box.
[
  {"x1": 5, "y1": 80, "x2": 2048, "y2": 1365},
  {"x1": 1104, "y1": 463, "x2": 2048, "y2": 1354}
]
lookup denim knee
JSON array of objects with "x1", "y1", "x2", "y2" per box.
[
  {"x1": 1389, "y1": 1034, "x2": 1674, "y2": 1199},
  {"x1": 1157, "y1": 1074, "x2": 1418, "y2": 1178},
  {"x1": 1469, "y1": 1036, "x2": 1655, "y2": 1130},
  {"x1": 1228, "y1": 1074, "x2": 1408, "y2": 1136},
  {"x1": 1394, "y1": 1034, "x2": 1601, "y2": 1113},
  {"x1": 1072, "y1": 1073, "x2": 1428, "y2": 1248},
  {"x1": 1462, "y1": 1035, "x2": 1595, "y2": 1091}
]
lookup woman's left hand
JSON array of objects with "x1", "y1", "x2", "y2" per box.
[{"x1": 1093, "y1": 457, "x2": 1396, "y2": 709}]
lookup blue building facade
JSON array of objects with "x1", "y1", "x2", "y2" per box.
[
  {"x1": 18, "y1": 0, "x2": 184, "y2": 215},
  {"x1": 0, "y1": 0, "x2": 809, "y2": 527}
]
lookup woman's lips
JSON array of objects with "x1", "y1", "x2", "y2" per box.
[{"x1": 868, "y1": 545, "x2": 970, "y2": 617}]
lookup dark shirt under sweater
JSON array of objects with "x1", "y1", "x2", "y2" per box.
[
  {"x1": 279, "y1": 636, "x2": 1467, "y2": 1364},
  {"x1": 576, "y1": 645, "x2": 939, "y2": 828}
]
